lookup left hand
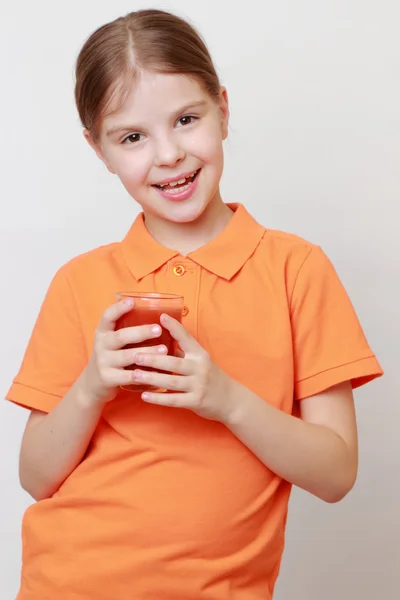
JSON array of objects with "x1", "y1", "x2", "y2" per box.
[{"x1": 131, "y1": 313, "x2": 235, "y2": 423}]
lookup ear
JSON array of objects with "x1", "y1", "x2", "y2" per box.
[
  {"x1": 218, "y1": 86, "x2": 230, "y2": 140},
  {"x1": 83, "y1": 129, "x2": 116, "y2": 174}
]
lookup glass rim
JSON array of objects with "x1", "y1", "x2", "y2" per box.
[{"x1": 116, "y1": 292, "x2": 184, "y2": 300}]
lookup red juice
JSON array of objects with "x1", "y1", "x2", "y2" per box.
[{"x1": 115, "y1": 293, "x2": 184, "y2": 392}]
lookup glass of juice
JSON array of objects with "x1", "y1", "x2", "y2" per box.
[{"x1": 115, "y1": 292, "x2": 184, "y2": 392}]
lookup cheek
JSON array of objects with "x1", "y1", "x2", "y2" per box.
[
  {"x1": 112, "y1": 150, "x2": 150, "y2": 185},
  {"x1": 204, "y1": 137, "x2": 224, "y2": 174},
  {"x1": 189, "y1": 125, "x2": 224, "y2": 166}
]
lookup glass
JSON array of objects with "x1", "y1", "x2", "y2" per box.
[{"x1": 115, "y1": 292, "x2": 184, "y2": 393}]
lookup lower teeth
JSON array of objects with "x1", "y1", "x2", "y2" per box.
[{"x1": 163, "y1": 182, "x2": 192, "y2": 194}]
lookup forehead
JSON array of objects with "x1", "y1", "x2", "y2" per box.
[{"x1": 102, "y1": 71, "x2": 211, "y2": 128}]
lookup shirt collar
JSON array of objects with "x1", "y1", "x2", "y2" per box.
[{"x1": 120, "y1": 203, "x2": 265, "y2": 281}]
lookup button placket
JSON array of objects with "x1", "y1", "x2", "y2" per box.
[
  {"x1": 173, "y1": 265, "x2": 185, "y2": 277},
  {"x1": 169, "y1": 261, "x2": 197, "y2": 328}
]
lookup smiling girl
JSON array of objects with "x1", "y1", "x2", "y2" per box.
[{"x1": 7, "y1": 9, "x2": 383, "y2": 600}]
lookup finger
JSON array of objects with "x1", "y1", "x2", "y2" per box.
[
  {"x1": 141, "y1": 391, "x2": 194, "y2": 408},
  {"x1": 132, "y1": 369, "x2": 191, "y2": 392},
  {"x1": 109, "y1": 344, "x2": 168, "y2": 368},
  {"x1": 98, "y1": 298, "x2": 134, "y2": 333},
  {"x1": 133, "y1": 352, "x2": 192, "y2": 375},
  {"x1": 101, "y1": 366, "x2": 143, "y2": 388},
  {"x1": 107, "y1": 324, "x2": 162, "y2": 350},
  {"x1": 160, "y1": 313, "x2": 202, "y2": 354}
]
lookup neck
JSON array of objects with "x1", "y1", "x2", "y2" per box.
[{"x1": 143, "y1": 192, "x2": 233, "y2": 255}]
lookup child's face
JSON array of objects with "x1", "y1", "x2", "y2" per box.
[{"x1": 86, "y1": 70, "x2": 229, "y2": 224}]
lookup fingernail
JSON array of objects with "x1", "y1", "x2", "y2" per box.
[
  {"x1": 158, "y1": 345, "x2": 167, "y2": 353},
  {"x1": 133, "y1": 370, "x2": 142, "y2": 380},
  {"x1": 152, "y1": 325, "x2": 161, "y2": 334},
  {"x1": 124, "y1": 298, "x2": 133, "y2": 307},
  {"x1": 142, "y1": 393, "x2": 150, "y2": 401}
]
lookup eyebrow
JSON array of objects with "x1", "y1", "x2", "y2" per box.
[{"x1": 105, "y1": 100, "x2": 208, "y2": 137}]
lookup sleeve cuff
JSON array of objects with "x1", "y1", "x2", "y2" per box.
[
  {"x1": 295, "y1": 355, "x2": 384, "y2": 401},
  {"x1": 5, "y1": 381, "x2": 62, "y2": 413}
]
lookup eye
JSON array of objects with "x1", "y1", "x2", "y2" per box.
[
  {"x1": 177, "y1": 115, "x2": 198, "y2": 127},
  {"x1": 122, "y1": 133, "x2": 145, "y2": 145}
]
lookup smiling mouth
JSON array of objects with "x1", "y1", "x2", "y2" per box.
[{"x1": 153, "y1": 169, "x2": 200, "y2": 191}]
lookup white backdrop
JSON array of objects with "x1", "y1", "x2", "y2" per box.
[{"x1": 1, "y1": 1, "x2": 399, "y2": 598}]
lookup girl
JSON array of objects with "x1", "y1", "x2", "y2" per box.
[{"x1": 7, "y1": 9, "x2": 383, "y2": 600}]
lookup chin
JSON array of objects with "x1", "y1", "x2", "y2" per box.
[
  {"x1": 148, "y1": 196, "x2": 211, "y2": 225},
  {"x1": 170, "y1": 201, "x2": 212, "y2": 224}
]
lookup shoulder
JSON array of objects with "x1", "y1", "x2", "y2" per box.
[
  {"x1": 47, "y1": 241, "x2": 123, "y2": 294},
  {"x1": 257, "y1": 226, "x2": 321, "y2": 270},
  {"x1": 237, "y1": 203, "x2": 332, "y2": 279},
  {"x1": 250, "y1": 223, "x2": 339, "y2": 298},
  {"x1": 263, "y1": 227, "x2": 314, "y2": 250}
]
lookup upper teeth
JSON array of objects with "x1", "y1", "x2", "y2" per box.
[{"x1": 159, "y1": 171, "x2": 197, "y2": 188}]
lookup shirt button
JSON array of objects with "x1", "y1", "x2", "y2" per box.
[
  {"x1": 173, "y1": 265, "x2": 185, "y2": 276},
  {"x1": 182, "y1": 306, "x2": 189, "y2": 317}
]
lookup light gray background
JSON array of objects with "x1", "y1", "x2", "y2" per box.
[{"x1": 1, "y1": 1, "x2": 398, "y2": 598}]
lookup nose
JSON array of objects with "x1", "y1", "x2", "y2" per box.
[{"x1": 153, "y1": 134, "x2": 185, "y2": 168}]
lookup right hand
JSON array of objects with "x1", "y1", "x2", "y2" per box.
[{"x1": 80, "y1": 297, "x2": 166, "y2": 406}]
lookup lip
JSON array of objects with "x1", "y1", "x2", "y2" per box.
[
  {"x1": 154, "y1": 169, "x2": 200, "y2": 202},
  {"x1": 152, "y1": 169, "x2": 199, "y2": 187}
]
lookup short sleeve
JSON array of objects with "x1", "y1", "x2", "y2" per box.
[
  {"x1": 5, "y1": 267, "x2": 88, "y2": 413},
  {"x1": 290, "y1": 246, "x2": 383, "y2": 400}
]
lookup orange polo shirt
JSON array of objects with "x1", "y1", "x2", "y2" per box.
[{"x1": 7, "y1": 203, "x2": 382, "y2": 600}]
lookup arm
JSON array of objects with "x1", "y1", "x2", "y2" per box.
[
  {"x1": 129, "y1": 314, "x2": 359, "y2": 504},
  {"x1": 19, "y1": 381, "x2": 105, "y2": 501},
  {"x1": 19, "y1": 298, "x2": 167, "y2": 501},
  {"x1": 225, "y1": 379, "x2": 358, "y2": 503}
]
